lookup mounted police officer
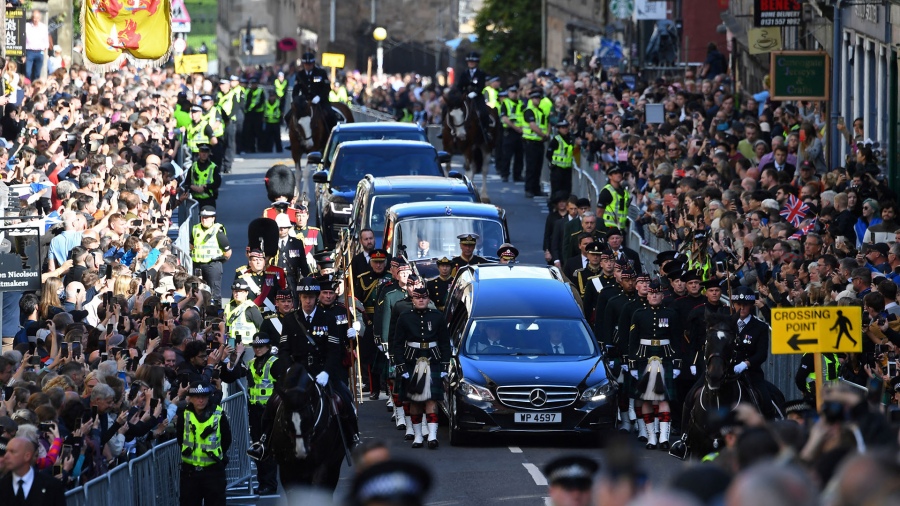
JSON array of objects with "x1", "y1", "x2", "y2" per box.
[
  {"x1": 292, "y1": 52, "x2": 337, "y2": 132},
  {"x1": 191, "y1": 206, "x2": 231, "y2": 303},
  {"x1": 226, "y1": 279, "x2": 263, "y2": 364},
  {"x1": 629, "y1": 281, "x2": 681, "y2": 450},
  {"x1": 498, "y1": 86, "x2": 525, "y2": 182},
  {"x1": 455, "y1": 51, "x2": 492, "y2": 143},
  {"x1": 182, "y1": 143, "x2": 221, "y2": 209},
  {"x1": 426, "y1": 257, "x2": 454, "y2": 311},
  {"x1": 177, "y1": 381, "x2": 231, "y2": 506},
  {"x1": 546, "y1": 119, "x2": 574, "y2": 199},
  {"x1": 731, "y1": 286, "x2": 775, "y2": 418},
  {"x1": 278, "y1": 277, "x2": 359, "y2": 444},
  {"x1": 241, "y1": 333, "x2": 288, "y2": 496},
  {"x1": 390, "y1": 286, "x2": 451, "y2": 449}
]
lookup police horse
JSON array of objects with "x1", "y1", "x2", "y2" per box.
[
  {"x1": 672, "y1": 312, "x2": 784, "y2": 460},
  {"x1": 442, "y1": 89, "x2": 501, "y2": 203},
  {"x1": 265, "y1": 362, "x2": 350, "y2": 494},
  {"x1": 288, "y1": 97, "x2": 354, "y2": 197}
]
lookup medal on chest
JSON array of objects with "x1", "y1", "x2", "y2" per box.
[
  {"x1": 427, "y1": 321, "x2": 432, "y2": 331},
  {"x1": 659, "y1": 318, "x2": 669, "y2": 328}
]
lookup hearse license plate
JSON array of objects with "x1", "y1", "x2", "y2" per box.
[{"x1": 514, "y1": 412, "x2": 561, "y2": 423}]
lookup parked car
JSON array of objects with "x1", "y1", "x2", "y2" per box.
[
  {"x1": 441, "y1": 264, "x2": 618, "y2": 446},
  {"x1": 306, "y1": 122, "x2": 431, "y2": 172},
  {"x1": 312, "y1": 140, "x2": 451, "y2": 247},
  {"x1": 381, "y1": 201, "x2": 509, "y2": 278}
]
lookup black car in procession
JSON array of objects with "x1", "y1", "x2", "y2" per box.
[
  {"x1": 306, "y1": 121, "x2": 431, "y2": 173},
  {"x1": 441, "y1": 264, "x2": 618, "y2": 446},
  {"x1": 312, "y1": 140, "x2": 451, "y2": 247}
]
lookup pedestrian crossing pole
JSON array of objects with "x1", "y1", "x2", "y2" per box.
[{"x1": 814, "y1": 352, "x2": 824, "y2": 412}]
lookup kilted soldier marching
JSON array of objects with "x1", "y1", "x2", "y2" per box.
[
  {"x1": 390, "y1": 286, "x2": 451, "y2": 449},
  {"x1": 240, "y1": 332, "x2": 288, "y2": 496},
  {"x1": 628, "y1": 280, "x2": 681, "y2": 450},
  {"x1": 597, "y1": 264, "x2": 637, "y2": 433},
  {"x1": 377, "y1": 258, "x2": 414, "y2": 433},
  {"x1": 177, "y1": 382, "x2": 231, "y2": 506}
]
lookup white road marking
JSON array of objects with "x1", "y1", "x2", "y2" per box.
[
  {"x1": 508, "y1": 446, "x2": 522, "y2": 453},
  {"x1": 522, "y1": 463, "x2": 548, "y2": 486},
  {"x1": 544, "y1": 498, "x2": 552, "y2": 506}
]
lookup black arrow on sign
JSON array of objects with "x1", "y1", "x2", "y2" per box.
[{"x1": 788, "y1": 333, "x2": 818, "y2": 351}]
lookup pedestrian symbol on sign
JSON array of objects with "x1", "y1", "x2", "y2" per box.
[{"x1": 830, "y1": 311, "x2": 856, "y2": 349}]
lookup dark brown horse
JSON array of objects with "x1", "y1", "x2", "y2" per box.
[
  {"x1": 289, "y1": 97, "x2": 354, "y2": 197},
  {"x1": 442, "y1": 90, "x2": 501, "y2": 203}
]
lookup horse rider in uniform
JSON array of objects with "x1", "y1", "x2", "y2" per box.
[
  {"x1": 263, "y1": 92, "x2": 283, "y2": 153},
  {"x1": 390, "y1": 286, "x2": 451, "y2": 449},
  {"x1": 216, "y1": 77, "x2": 238, "y2": 174},
  {"x1": 273, "y1": 214, "x2": 309, "y2": 298},
  {"x1": 277, "y1": 277, "x2": 360, "y2": 445},
  {"x1": 358, "y1": 249, "x2": 390, "y2": 401},
  {"x1": 177, "y1": 381, "x2": 231, "y2": 506},
  {"x1": 200, "y1": 94, "x2": 226, "y2": 167},
  {"x1": 190, "y1": 206, "x2": 231, "y2": 303},
  {"x1": 522, "y1": 89, "x2": 549, "y2": 198},
  {"x1": 292, "y1": 52, "x2": 338, "y2": 131},
  {"x1": 628, "y1": 281, "x2": 681, "y2": 450},
  {"x1": 240, "y1": 333, "x2": 288, "y2": 496},
  {"x1": 378, "y1": 258, "x2": 414, "y2": 435},
  {"x1": 226, "y1": 279, "x2": 264, "y2": 364},
  {"x1": 454, "y1": 52, "x2": 493, "y2": 143},
  {"x1": 186, "y1": 105, "x2": 217, "y2": 164},
  {"x1": 598, "y1": 164, "x2": 631, "y2": 236},
  {"x1": 498, "y1": 86, "x2": 525, "y2": 182},
  {"x1": 451, "y1": 233, "x2": 489, "y2": 275},
  {"x1": 546, "y1": 119, "x2": 574, "y2": 199},
  {"x1": 260, "y1": 289, "x2": 295, "y2": 341},
  {"x1": 731, "y1": 287, "x2": 774, "y2": 418},
  {"x1": 182, "y1": 143, "x2": 221, "y2": 210},
  {"x1": 495, "y1": 243, "x2": 519, "y2": 265},
  {"x1": 684, "y1": 279, "x2": 729, "y2": 382},
  {"x1": 617, "y1": 272, "x2": 653, "y2": 441},
  {"x1": 242, "y1": 79, "x2": 266, "y2": 153},
  {"x1": 425, "y1": 257, "x2": 454, "y2": 311},
  {"x1": 236, "y1": 248, "x2": 287, "y2": 313},
  {"x1": 596, "y1": 264, "x2": 638, "y2": 436}
]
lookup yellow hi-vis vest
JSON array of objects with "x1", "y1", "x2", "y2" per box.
[
  {"x1": 226, "y1": 300, "x2": 257, "y2": 344},
  {"x1": 190, "y1": 162, "x2": 216, "y2": 200},
  {"x1": 246, "y1": 88, "x2": 265, "y2": 112},
  {"x1": 501, "y1": 98, "x2": 524, "y2": 129},
  {"x1": 522, "y1": 102, "x2": 545, "y2": 142},
  {"x1": 187, "y1": 120, "x2": 210, "y2": 153},
  {"x1": 806, "y1": 353, "x2": 839, "y2": 391},
  {"x1": 483, "y1": 86, "x2": 498, "y2": 109},
  {"x1": 181, "y1": 406, "x2": 223, "y2": 467},
  {"x1": 191, "y1": 223, "x2": 224, "y2": 263},
  {"x1": 551, "y1": 135, "x2": 574, "y2": 168},
  {"x1": 329, "y1": 86, "x2": 350, "y2": 104},
  {"x1": 202, "y1": 109, "x2": 224, "y2": 137},
  {"x1": 249, "y1": 355, "x2": 277, "y2": 404},
  {"x1": 217, "y1": 90, "x2": 235, "y2": 120},
  {"x1": 274, "y1": 78, "x2": 288, "y2": 98},
  {"x1": 601, "y1": 183, "x2": 630, "y2": 231},
  {"x1": 264, "y1": 100, "x2": 281, "y2": 124}
]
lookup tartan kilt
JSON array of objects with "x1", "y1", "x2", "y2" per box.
[
  {"x1": 632, "y1": 357, "x2": 677, "y2": 401},
  {"x1": 397, "y1": 349, "x2": 445, "y2": 402}
]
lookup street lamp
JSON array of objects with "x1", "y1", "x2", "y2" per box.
[{"x1": 373, "y1": 26, "x2": 387, "y2": 79}]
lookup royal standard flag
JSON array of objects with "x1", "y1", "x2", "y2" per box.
[{"x1": 82, "y1": 0, "x2": 172, "y2": 69}]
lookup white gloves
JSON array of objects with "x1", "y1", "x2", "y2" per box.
[
  {"x1": 401, "y1": 372, "x2": 410, "y2": 379},
  {"x1": 312, "y1": 96, "x2": 321, "y2": 104},
  {"x1": 347, "y1": 328, "x2": 358, "y2": 340},
  {"x1": 315, "y1": 371, "x2": 329, "y2": 386},
  {"x1": 733, "y1": 362, "x2": 748, "y2": 374},
  {"x1": 467, "y1": 92, "x2": 477, "y2": 99},
  {"x1": 441, "y1": 372, "x2": 448, "y2": 378},
  {"x1": 621, "y1": 364, "x2": 629, "y2": 372},
  {"x1": 673, "y1": 369, "x2": 681, "y2": 378},
  {"x1": 690, "y1": 365, "x2": 697, "y2": 376},
  {"x1": 630, "y1": 370, "x2": 639, "y2": 379}
]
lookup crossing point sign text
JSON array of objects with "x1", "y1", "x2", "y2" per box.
[{"x1": 771, "y1": 307, "x2": 862, "y2": 354}]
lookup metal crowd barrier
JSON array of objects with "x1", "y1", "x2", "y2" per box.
[
  {"x1": 170, "y1": 196, "x2": 198, "y2": 273},
  {"x1": 64, "y1": 439, "x2": 181, "y2": 506},
  {"x1": 222, "y1": 390, "x2": 255, "y2": 498}
]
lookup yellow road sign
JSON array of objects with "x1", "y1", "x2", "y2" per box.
[
  {"x1": 770, "y1": 307, "x2": 862, "y2": 354},
  {"x1": 322, "y1": 52, "x2": 345, "y2": 68},
  {"x1": 175, "y1": 54, "x2": 208, "y2": 74}
]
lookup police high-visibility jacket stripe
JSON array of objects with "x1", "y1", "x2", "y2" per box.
[
  {"x1": 226, "y1": 300, "x2": 258, "y2": 344},
  {"x1": 522, "y1": 102, "x2": 545, "y2": 141},
  {"x1": 190, "y1": 163, "x2": 217, "y2": 199},
  {"x1": 182, "y1": 406, "x2": 223, "y2": 467},
  {"x1": 249, "y1": 356, "x2": 277, "y2": 404},
  {"x1": 601, "y1": 183, "x2": 630, "y2": 231},
  {"x1": 264, "y1": 101, "x2": 281, "y2": 124},
  {"x1": 191, "y1": 223, "x2": 225, "y2": 263},
  {"x1": 551, "y1": 134, "x2": 573, "y2": 168}
]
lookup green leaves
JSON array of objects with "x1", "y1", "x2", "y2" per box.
[{"x1": 473, "y1": 0, "x2": 541, "y2": 76}]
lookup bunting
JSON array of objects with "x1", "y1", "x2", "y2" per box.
[{"x1": 81, "y1": 0, "x2": 173, "y2": 71}]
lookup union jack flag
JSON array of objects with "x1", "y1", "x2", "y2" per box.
[
  {"x1": 780, "y1": 195, "x2": 809, "y2": 227},
  {"x1": 790, "y1": 217, "x2": 818, "y2": 240}
]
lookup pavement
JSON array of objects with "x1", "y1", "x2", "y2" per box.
[{"x1": 217, "y1": 148, "x2": 688, "y2": 505}]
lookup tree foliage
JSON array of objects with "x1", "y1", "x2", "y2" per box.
[{"x1": 473, "y1": 0, "x2": 541, "y2": 76}]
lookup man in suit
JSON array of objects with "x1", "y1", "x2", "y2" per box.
[
  {"x1": 606, "y1": 228, "x2": 641, "y2": 274},
  {"x1": 551, "y1": 196, "x2": 580, "y2": 267},
  {"x1": 470, "y1": 321, "x2": 509, "y2": 353},
  {"x1": 760, "y1": 145, "x2": 795, "y2": 181},
  {"x1": 1, "y1": 437, "x2": 66, "y2": 505},
  {"x1": 350, "y1": 228, "x2": 376, "y2": 279},
  {"x1": 559, "y1": 198, "x2": 592, "y2": 266}
]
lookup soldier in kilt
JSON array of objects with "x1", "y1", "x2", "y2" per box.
[
  {"x1": 390, "y1": 286, "x2": 451, "y2": 449},
  {"x1": 628, "y1": 280, "x2": 681, "y2": 450}
]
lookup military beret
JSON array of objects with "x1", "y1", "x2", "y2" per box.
[
  {"x1": 636, "y1": 272, "x2": 651, "y2": 283},
  {"x1": 412, "y1": 286, "x2": 429, "y2": 298},
  {"x1": 648, "y1": 280, "x2": 664, "y2": 293},
  {"x1": 275, "y1": 289, "x2": 293, "y2": 301},
  {"x1": 620, "y1": 266, "x2": 637, "y2": 279}
]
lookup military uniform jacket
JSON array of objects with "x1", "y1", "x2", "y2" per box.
[
  {"x1": 292, "y1": 225, "x2": 324, "y2": 256},
  {"x1": 592, "y1": 283, "x2": 624, "y2": 342},
  {"x1": 668, "y1": 294, "x2": 705, "y2": 329},
  {"x1": 293, "y1": 66, "x2": 331, "y2": 102},
  {"x1": 618, "y1": 296, "x2": 651, "y2": 354},
  {"x1": 451, "y1": 254, "x2": 489, "y2": 276},
  {"x1": 277, "y1": 309, "x2": 342, "y2": 378},
  {"x1": 391, "y1": 307, "x2": 451, "y2": 372},
  {"x1": 358, "y1": 271, "x2": 389, "y2": 320},
  {"x1": 599, "y1": 290, "x2": 639, "y2": 353},
  {"x1": 733, "y1": 314, "x2": 770, "y2": 380},
  {"x1": 260, "y1": 312, "x2": 289, "y2": 340},
  {"x1": 320, "y1": 301, "x2": 351, "y2": 349},
  {"x1": 378, "y1": 284, "x2": 408, "y2": 344},
  {"x1": 275, "y1": 236, "x2": 311, "y2": 283},
  {"x1": 628, "y1": 305, "x2": 680, "y2": 358},
  {"x1": 661, "y1": 289, "x2": 687, "y2": 307},
  {"x1": 573, "y1": 266, "x2": 602, "y2": 320},
  {"x1": 685, "y1": 302, "x2": 730, "y2": 366},
  {"x1": 426, "y1": 276, "x2": 453, "y2": 311},
  {"x1": 238, "y1": 266, "x2": 288, "y2": 310}
]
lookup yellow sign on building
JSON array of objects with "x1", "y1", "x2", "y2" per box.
[
  {"x1": 770, "y1": 307, "x2": 862, "y2": 354},
  {"x1": 175, "y1": 54, "x2": 208, "y2": 74},
  {"x1": 322, "y1": 52, "x2": 346, "y2": 68}
]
